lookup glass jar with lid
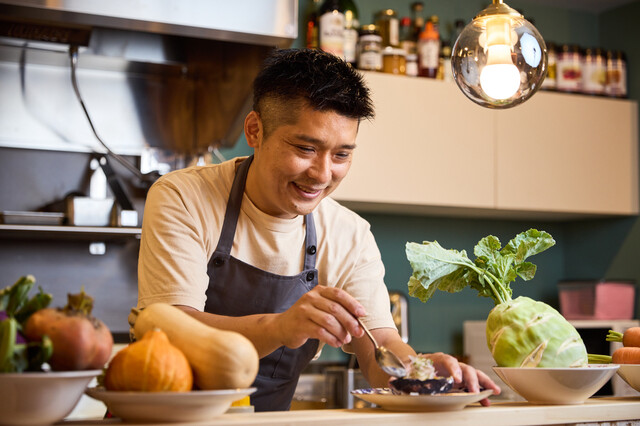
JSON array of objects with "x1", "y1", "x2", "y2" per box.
[
  {"x1": 556, "y1": 44, "x2": 583, "y2": 93},
  {"x1": 541, "y1": 42, "x2": 557, "y2": 91},
  {"x1": 382, "y1": 46, "x2": 406, "y2": 75},
  {"x1": 582, "y1": 48, "x2": 606, "y2": 96},
  {"x1": 605, "y1": 50, "x2": 627, "y2": 98},
  {"x1": 375, "y1": 9, "x2": 399, "y2": 47},
  {"x1": 357, "y1": 24, "x2": 382, "y2": 71}
]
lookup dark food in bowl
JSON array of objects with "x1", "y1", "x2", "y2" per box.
[{"x1": 390, "y1": 376, "x2": 454, "y2": 395}]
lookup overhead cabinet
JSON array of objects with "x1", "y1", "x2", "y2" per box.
[{"x1": 332, "y1": 72, "x2": 639, "y2": 219}]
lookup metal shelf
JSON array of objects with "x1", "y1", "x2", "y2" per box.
[{"x1": 0, "y1": 224, "x2": 141, "y2": 241}]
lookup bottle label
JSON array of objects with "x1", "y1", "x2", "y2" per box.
[
  {"x1": 359, "y1": 50, "x2": 382, "y2": 70},
  {"x1": 556, "y1": 54, "x2": 582, "y2": 92},
  {"x1": 582, "y1": 61, "x2": 606, "y2": 95},
  {"x1": 389, "y1": 19, "x2": 399, "y2": 47},
  {"x1": 343, "y1": 27, "x2": 358, "y2": 63},
  {"x1": 419, "y1": 40, "x2": 439, "y2": 69},
  {"x1": 319, "y1": 11, "x2": 345, "y2": 59},
  {"x1": 406, "y1": 59, "x2": 418, "y2": 77},
  {"x1": 605, "y1": 61, "x2": 627, "y2": 97},
  {"x1": 541, "y1": 56, "x2": 556, "y2": 89}
]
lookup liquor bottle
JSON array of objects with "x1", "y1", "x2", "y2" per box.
[
  {"x1": 341, "y1": 0, "x2": 359, "y2": 66},
  {"x1": 305, "y1": 0, "x2": 322, "y2": 49},
  {"x1": 318, "y1": 0, "x2": 345, "y2": 59},
  {"x1": 418, "y1": 16, "x2": 440, "y2": 78},
  {"x1": 410, "y1": 2, "x2": 425, "y2": 42},
  {"x1": 399, "y1": 16, "x2": 416, "y2": 55}
]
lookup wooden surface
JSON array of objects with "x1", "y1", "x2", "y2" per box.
[{"x1": 60, "y1": 397, "x2": 640, "y2": 425}]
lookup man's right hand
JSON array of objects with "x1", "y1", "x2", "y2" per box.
[{"x1": 274, "y1": 286, "x2": 366, "y2": 349}]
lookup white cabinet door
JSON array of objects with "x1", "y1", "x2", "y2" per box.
[
  {"x1": 495, "y1": 92, "x2": 639, "y2": 215},
  {"x1": 333, "y1": 73, "x2": 496, "y2": 214}
]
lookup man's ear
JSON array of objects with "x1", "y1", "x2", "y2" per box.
[{"x1": 244, "y1": 111, "x2": 263, "y2": 148}]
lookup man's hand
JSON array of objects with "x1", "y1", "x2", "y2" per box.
[
  {"x1": 275, "y1": 286, "x2": 366, "y2": 349},
  {"x1": 421, "y1": 352, "x2": 502, "y2": 406}
]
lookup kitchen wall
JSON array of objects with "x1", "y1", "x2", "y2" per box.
[{"x1": 222, "y1": 0, "x2": 640, "y2": 362}]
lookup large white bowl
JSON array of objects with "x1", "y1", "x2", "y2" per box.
[
  {"x1": 617, "y1": 364, "x2": 640, "y2": 392},
  {"x1": 493, "y1": 364, "x2": 619, "y2": 405},
  {"x1": 85, "y1": 387, "x2": 256, "y2": 423},
  {"x1": 0, "y1": 370, "x2": 101, "y2": 426}
]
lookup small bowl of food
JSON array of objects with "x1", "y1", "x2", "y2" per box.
[
  {"x1": 616, "y1": 364, "x2": 640, "y2": 393},
  {"x1": 0, "y1": 370, "x2": 101, "y2": 426},
  {"x1": 493, "y1": 364, "x2": 619, "y2": 405}
]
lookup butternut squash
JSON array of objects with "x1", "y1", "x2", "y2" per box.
[{"x1": 131, "y1": 303, "x2": 259, "y2": 390}]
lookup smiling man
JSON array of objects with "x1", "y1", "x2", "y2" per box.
[{"x1": 137, "y1": 48, "x2": 499, "y2": 411}]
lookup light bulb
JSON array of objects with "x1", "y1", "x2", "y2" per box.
[
  {"x1": 480, "y1": 44, "x2": 520, "y2": 99},
  {"x1": 451, "y1": 0, "x2": 547, "y2": 109}
]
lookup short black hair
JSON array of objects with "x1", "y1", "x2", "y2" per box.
[{"x1": 252, "y1": 49, "x2": 374, "y2": 137}]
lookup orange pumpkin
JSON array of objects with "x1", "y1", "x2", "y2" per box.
[{"x1": 104, "y1": 328, "x2": 192, "y2": 392}]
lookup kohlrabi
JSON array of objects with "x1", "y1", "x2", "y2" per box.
[{"x1": 405, "y1": 229, "x2": 587, "y2": 368}]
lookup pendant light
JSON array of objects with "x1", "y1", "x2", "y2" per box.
[{"x1": 451, "y1": 0, "x2": 547, "y2": 109}]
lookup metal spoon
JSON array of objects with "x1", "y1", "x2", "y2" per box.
[{"x1": 356, "y1": 317, "x2": 407, "y2": 378}]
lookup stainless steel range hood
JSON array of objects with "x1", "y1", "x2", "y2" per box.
[
  {"x1": 0, "y1": 0, "x2": 297, "y2": 168},
  {"x1": 0, "y1": 0, "x2": 298, "y2": 47}
]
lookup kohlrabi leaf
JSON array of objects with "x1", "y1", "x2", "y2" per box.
[
  {"x1": 405, "y1": 241, "x2": 475, "y2": 302},
  {"x1": 514, "y1": 261, "x2": 537, "y2": 281},
  {"x1": 405, "y1": 229, "x2": 556, "y2": 306},
  {"x1": 502, "y1": 229, "x2": 555, "y2": 262}
]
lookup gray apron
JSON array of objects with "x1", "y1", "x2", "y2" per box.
[{"x1": 204, "y1": 156, "x2": 320, "y2": 412}]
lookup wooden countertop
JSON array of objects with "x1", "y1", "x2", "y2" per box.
[{"x1": 61, "y1": 397, "x2": 640, "y2": 426}]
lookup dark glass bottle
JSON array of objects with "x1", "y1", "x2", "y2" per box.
[{"x1": 305, "y1": 0, "x2": 322, "y2": 49}]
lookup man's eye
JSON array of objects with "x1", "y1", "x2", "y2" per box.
[
  {"x1": 297, "y1": 146, "x2": 314, "y2": 153},
  {"x1": 335, "y1": 151, "x2": 351, "y2": 159}
]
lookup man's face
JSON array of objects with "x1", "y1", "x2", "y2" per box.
[{"x1": 245, "y1": 105, "x2": 359, "y2": 219}]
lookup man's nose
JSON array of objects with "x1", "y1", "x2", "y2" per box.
[{"x1": 309, "y1": 155, "x2": 332, "y2": 182}]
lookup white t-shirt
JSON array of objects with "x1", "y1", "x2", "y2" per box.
[{"x1": 137, "y1": 157, "x2": 395, "y2": 351}]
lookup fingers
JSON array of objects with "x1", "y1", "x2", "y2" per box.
[
  {"x1": 279, "y1": 286, "x2": 366, "y2": 348},
  {"x1": 310, "y1": 286, "x2": 366, "y2": 340},
  {"x1": 425, "y1": 352, "x2": 463, "y2": 382},
  {"x1": 422, "y1": 353, "x2": 502, "y2": 406}
]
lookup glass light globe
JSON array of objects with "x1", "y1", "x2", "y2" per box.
[{"x1": 451, "y1": 1, "x2": 547, "y2": 109}]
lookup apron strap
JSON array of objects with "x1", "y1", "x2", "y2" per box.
[
  {"x1": 303, "y1": 213, "x2": 317, "y2": 271},
  {"x1": 215, "y1": 156, "x2": 253, "y2": 255}
]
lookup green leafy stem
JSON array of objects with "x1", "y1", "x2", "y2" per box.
[{"x1": 406, "y1": 229, "x2": 556, "y2": 306}]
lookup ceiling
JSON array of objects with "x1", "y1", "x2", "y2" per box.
[{"x1": 524, "y1": 0, "x2": 638, "y2": 13}]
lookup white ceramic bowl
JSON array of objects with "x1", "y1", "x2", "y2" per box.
[
  {"x1": 0, "y1": 370, "x2": 101, "y2": 426},
  {"x1": 617, "y1": 364, "x2": 640, "y2": 392},
  {"x1": 85, "y1": 387, "x2": 256, "y2": 423},
  {"x1": 493, "y1": 364, "x2": 619, "y2": 405}
]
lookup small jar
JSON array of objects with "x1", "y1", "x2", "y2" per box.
[
  {"x1": 556, "y1": 44, "x2": 583, "y2": 93},
  {"x1": 582, "y1": 48, "x2": 606, "y2": 96},
  {"x1": 375, "y1": 9, "x2": 399, "y2": 47},
  {"x1": 382, "y1": 46, "x2": 406, "y2": 75},
  {"x1": 405, "y1": 53, "x2": 418, "y2": 77},
  {"x1": 541, "y1": 42, "x2": 557, "y2": 91},
  {"x1": 357, "y1": 25, "x2": 382, "y2": 71},
  {"x1": 605, "y1": 50, "x2": 627, "y2": 98}
]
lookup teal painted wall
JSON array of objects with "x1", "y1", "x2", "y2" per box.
[{"x1": 222, "y1": 0, "x2": 640, "y2": 362}]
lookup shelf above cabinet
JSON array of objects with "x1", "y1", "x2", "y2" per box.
[{"x1": 0, "y1": 224, "x2": 141, "y2": 241}]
